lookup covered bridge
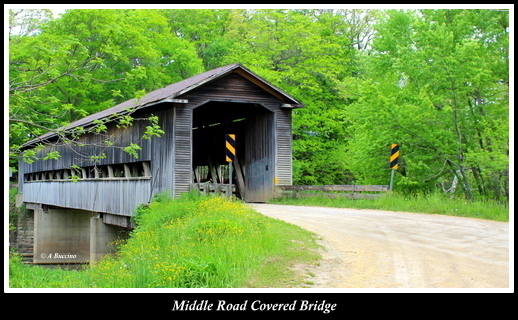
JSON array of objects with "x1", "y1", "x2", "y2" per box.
[{"x1": 17, "y1": 63, "x2": 303, "y2": 263}]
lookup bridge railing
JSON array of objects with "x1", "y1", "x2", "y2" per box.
[
  {"x1": 274, "y1": 185, "x2": 390, "y2": 200},
  {"x1": 190, "y1": 182, "x2": 235, "y2": 196}
]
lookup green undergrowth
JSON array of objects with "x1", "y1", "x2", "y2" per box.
[
  {"x1": 270, "y1": 191, "x2": 509, "y2": 222},
  {"x1": 9, "y1": 192, "x2": 321, "y2": 288}
]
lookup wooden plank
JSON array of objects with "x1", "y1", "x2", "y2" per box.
[
  {"x1": 277, "y1": 185, "x2": 389, "y2": 192},
  {"x1": 103, "y1": 213, "x2": 135, "y2": 228},
  {"x1": 161, "y1": 98, "x2": 188, "y2": 104},
  {"x1": 173, "y1": 105, "x2": 192, "y2": 197},
  {"x1": 276, "y1": 108, "x2": 293, "y2": 186},
  {"x1": 190, "y1": 182, "x2": 236, "y2": 196},
  {"x1": 281, "y1": 192, "x2": 385, "y2": 200},
  {"x1": 233, "y1": 157, "x2": 246, "y2": 199},
  {"x1": 244, "y1": 112, "x2": 275, "y2": 202},
  {"x1": 214, "y1": 183, "x2": 222, "y2": 195},
  {"x1": 142, "y1": 161, "x2": 151, "y2": 177},
  {"x1": 207, "y1": 156, "x2": 218, "y2": 183}
]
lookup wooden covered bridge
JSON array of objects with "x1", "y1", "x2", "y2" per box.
[{"x1": 17, "y1": 63, "x2": 303, "y2": 264}]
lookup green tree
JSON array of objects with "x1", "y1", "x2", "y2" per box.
[
  {"x1": 344, "y1": 9, "x2": 509, "y2": 201},
  {"x1": 163, "y1": 9, "x2": 232, "y2": 70},
  {"x1": 9, "y1": 9, "x2": 203, "y2": 167},
  {"x1": 221, "y1": 9, "x2": 364, "y2": 184}
]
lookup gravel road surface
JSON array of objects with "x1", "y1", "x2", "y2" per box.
[{"x1": 250, "y1": 204, "x2": 510, "y2": 290}]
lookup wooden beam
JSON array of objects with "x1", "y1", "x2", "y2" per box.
[
  {"x1": 277, "y1": 185, "x2": 390, "y2": 192},
  {"x1": 193, "y1": 166, "x2": 199, "y2": 183},
  {"x1": 234, "y1": 157, "x2": 246, "y2": 199},
  {"x1": 94, "y1": 167, "x2": 100, "y2": 179},
  {"x1": 217, "y1": 165, "x2": 223, "y2": 184},
  {"x1": 281, "y1": 192, "x2": 385, "y2": 200},
  {"x1": 142, "y1": 161, "x2": 151, "y2": 177},
  {"x1": 107, "y1": 165, "x2": 114, "y2": 178},
  {"x1": 207, "y1": 156, "x2": 218, "y2": 183},
  {"x1": 162, "y1": 98, "x2": 188, "y2": 104},
  {"x1": 280, "y1": 103, "x2": 302, "y2": 108},
  {"x1": 123, "y1": 164, "x2": 131, "y2": 178}
]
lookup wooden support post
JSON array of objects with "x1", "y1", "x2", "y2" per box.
[
  {"x1": 228, "y1": 162, "x2": 233, "y2": 197},
  {"x1": 94, "y1": 167, "x2": 100, "y2": 179},
  {"x1": 124, "y1": 164, "x2": 131, "y2": 178},
  {"x1": 106, "y1": 165, "x2": 114, "y2": 178},
  {"x1": 142, "y1": 162, "x2": 151, "y2": 177},
  {"x1": 234, "y1": 157, "x2": 246, "y2": 199},
  {"x1": 193, "y1": 166, "x2": 199, "y2": 183},
  {"x1": 217, "y1": 165, "x2": 223, "y2": 184},
  {"x1": 207, "y1": 156, "x2": 218, "y2": 183}
]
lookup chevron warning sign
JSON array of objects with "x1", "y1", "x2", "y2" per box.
[
  {"x1": 390, "y1": 144, "x2": 400, "y2": 169},
  {"x1": 226, "y1": 134, "x2": 236, "y2": 162}
]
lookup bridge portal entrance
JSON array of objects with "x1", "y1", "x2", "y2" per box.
[{"x1": 192, "y1": 101, "x2": 275, "y2": 202}]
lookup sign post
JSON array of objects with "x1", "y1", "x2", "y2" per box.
[
  {"x1": 226, "y1": 134, "x2": 236, "y2": 197},
  {"x1": 389, "y1": 143, "x2": 400, "y2": 191}
]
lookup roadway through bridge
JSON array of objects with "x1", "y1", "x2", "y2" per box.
[{"x1": 250, "y1": 204, "x2": 510, "y2": 290}]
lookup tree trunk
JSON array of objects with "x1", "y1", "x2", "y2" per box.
[{"x1": 446, "y1": 159, "x2": 474, "y2": 201}]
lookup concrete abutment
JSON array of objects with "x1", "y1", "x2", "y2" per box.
[{"x1": 28, "y1": 203, "x2": 130, "y2": 264}]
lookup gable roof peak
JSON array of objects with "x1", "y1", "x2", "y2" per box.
[{"x1": 22, "y1": 63, "x2": 302, "y2": 148}]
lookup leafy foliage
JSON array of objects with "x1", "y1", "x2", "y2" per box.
[
  {"x1": 8, "y1": 8, "x2": 509, "y2": 201},
  {"x1": 344, "y1": 9, "x2": 509, "y2": 201}
]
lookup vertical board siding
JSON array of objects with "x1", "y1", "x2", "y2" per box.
[
  {"x1": 150, "y1": 107, "x2": 176, "y2": 197},
  {"x1": 244, "y1": 112, "x2": 275, "y2": 202},
  {"x1": 275, "y1": 108, "x2": 293, "y2": 185},
  {"x1": 23, "y1": 180, "x2": 151, "y2": 216},
  {"x1": 20, "y1": 120, "x2": 153, "y2": 174},
  {"x1": 173, "y1": 106, "x2": 193, "y2": 198}
]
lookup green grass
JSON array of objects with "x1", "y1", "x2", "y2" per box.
[
  {"x1": 9, "y1": 192, "x2": 321, "y2": 288},
  {"x1": 11, "y1": 190, "x2": 506, "y2": 289},
  {"x1": 270, "y1": 192, "x2": 509, "y2": 222}
]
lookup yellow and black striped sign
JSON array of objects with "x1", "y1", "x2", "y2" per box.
[
  {"x1": 390, "y1": 144, "x2": 400, "y2": 169},
  {"x1": 226, "y1": 134, "x2": 236, "y2": 162}
]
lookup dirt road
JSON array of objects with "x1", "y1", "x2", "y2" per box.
[{"x1": 250, "y1": 204, "x2": 510, "y2": 290}]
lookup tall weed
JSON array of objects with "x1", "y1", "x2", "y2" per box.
[{"x1": 9, "y1": 193, "x2": 319, "y2": 288}]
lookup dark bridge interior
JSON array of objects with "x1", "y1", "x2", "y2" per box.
[{"x1": 192, "y1": 101, "x2": 274, "y2": 201}]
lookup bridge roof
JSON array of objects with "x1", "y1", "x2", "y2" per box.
[{"x1": 22, "y1": 63, "x2": 303, "y2": 148}]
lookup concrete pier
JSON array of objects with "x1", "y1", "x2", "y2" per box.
[
  {"x1": 29, "y1": 204, "x2": 129, "y2": 264},
  {"x1": 90, "y1": 214, "x2": 128, "y2": 262}
]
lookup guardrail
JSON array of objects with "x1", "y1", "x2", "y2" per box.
[{"x1": 274, "y1": 185, "x2": 390, "y2": 200}]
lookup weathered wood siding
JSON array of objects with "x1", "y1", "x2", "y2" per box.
[
  {"x1": 179, "y1": 72, "x2": 294, "y2": 191},
  {"x1": 19, "y1": 119, "x2": 153, "y2": 174},
  {"x1": 172, "y1": 106, "x2": 193, "y2": 198},
  {"x1": 19, "y1": 107, "x2": 175, "y2": 213},
  {"x1": 23, "y1": 180, "x2": 151, "y2": 216},
  {"x1": 149, "y1": 107, "x2": 176, "y2": 197},
  {"x1": 275, "y1": 108, "x2": 293, "y2": 186},
  {"x1": 244, "y1": 112, "x2": 275, "y2": 202}
]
